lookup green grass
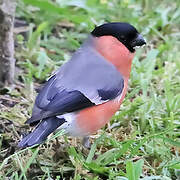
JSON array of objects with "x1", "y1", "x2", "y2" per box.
[{"x1": 0, "y1": 0, "x2": 180, "y2": 179}]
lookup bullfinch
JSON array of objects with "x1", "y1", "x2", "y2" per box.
[{"x1": 18, "y1": 22, "x2": 146, "y2": 148}]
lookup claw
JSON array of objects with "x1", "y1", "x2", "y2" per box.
[{"x1": 82, "y1": 136, "x2": 91, "y2": 149}]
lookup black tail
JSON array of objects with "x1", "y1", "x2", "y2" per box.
[{"x1": 18, "y1": 117, "x2": 65, "y2": 148}]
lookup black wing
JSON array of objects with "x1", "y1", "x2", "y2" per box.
[
  {"x1": 26, "y1": 74, "x2": 124, "y2": 124},
  {"x1": 26, "y1": 37, "x2": 125, "y2": 125},
  {"x1": 26, "y1": 75, "x2": 96, "y2": 124}
]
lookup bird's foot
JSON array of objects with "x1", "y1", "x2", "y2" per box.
[{"x1": 82, "y1": 136, "x2": 91, "y2": 149}]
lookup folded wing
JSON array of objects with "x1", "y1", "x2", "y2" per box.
[{"x1": 26, "y1": 36, "x2": 124, "y2": 125}]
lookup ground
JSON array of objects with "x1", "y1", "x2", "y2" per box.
[{"x1": 0, "y1": 0, "x2": 180, "y2": 179}]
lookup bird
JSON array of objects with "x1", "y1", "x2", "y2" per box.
[{"x1": 18, "y1": 22, "x2": 146, "y2": 148}]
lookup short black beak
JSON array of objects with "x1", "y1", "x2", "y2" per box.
[{"x1": 131, "y1": 34, "x2": 146, "y2": 47}]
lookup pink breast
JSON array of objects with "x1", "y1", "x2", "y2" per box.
[{"x1": 76, "y1": 81, "x2": 128, "y2": 135}]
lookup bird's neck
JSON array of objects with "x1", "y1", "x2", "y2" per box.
[{"x1": 94, "y1": 36, "x2": 135, "y2": 79}]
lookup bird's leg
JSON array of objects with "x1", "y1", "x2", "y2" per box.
[{"x1": 82, "y1": 136, "x2": 91, "y2": 149}]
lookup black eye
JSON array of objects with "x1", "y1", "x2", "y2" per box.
[{"x1": 120, "y1": 35, "x2": 125, "y2": 40}]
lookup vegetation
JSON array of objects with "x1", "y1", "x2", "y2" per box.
[{"x1": 0, "y1": 0, "x2": 180, "y2": 179}]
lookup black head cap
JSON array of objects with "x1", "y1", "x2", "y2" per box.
[{"x1": 91, "y1": 22, "x2": 146, "y2": 52}]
